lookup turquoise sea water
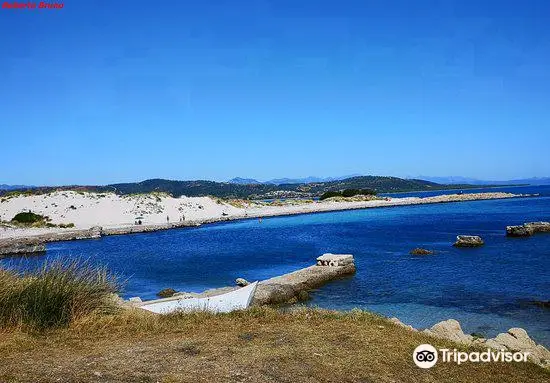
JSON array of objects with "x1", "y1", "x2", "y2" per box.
[{"x1": 2, "y1": 186, "x2": 549, "y2": 346}]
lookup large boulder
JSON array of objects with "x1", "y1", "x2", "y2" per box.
[
  {"x1": 506, "y1": 221, "x2": 550, "y2": 237},
  {"x1": 506, "y1": 225, "x2": 534, "y2": 237},
  {"x1": 490, "y1": 328, "x2": 550, "y2": 367},
  {"x1": 526, "y1": 221, "x2": 550, "y2": 233},
  {"x1": 422, "y1": 319, "x2": 473, "y2": 344},
  {"x1": 421, "y1": 319, "x2": 550, "y2": 368},
  {"x1": 453, "y1": 235, "x2": 484, "y2": 247}
]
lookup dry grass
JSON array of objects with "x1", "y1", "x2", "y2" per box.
[
  {"x1": 0, "y1": 260, "x2": 120, "y2": 330},
  {"x1": 0, "y1": 307, "x2": 547, "y2": 383}
]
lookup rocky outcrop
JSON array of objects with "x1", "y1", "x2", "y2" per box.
[
  {"x1": 490, "y1": 328, "x2": 550, "y2": 367},
  {"x1": 506, "y1": 221, "x2": 550, "y2": 237},
  {"x1": 453, "y1": 235, "x2": 484, "y2": 247},
  {"x1": 409, "y1": 248, "x2": 434, "y2": 255},
  {"x1": 397, "y1": 317, "x2": 550, "y2": 368},
  {"x1": 422, "y1": 319, "x2": 474, "y2": 344},
  {"x1": 506, "y1": 225, "x2": 533, "y2": 237}
]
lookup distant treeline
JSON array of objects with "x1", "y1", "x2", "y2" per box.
[{"x1": 0, "y1": 176, "x2": 495, "y2": 200}]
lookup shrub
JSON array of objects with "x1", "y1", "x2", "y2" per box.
[
  {"x1": 320, "y1": 189, "x2": 377, "y2": 200},
  {"x1": 319, "y1": 191, "x2": 342, "y2": 200},
  {"x1": 342, "y1": 189, "x2": 377, "y2": 197},
  {"x1": 0, "y1": 259, "x2": 120, "y2": 330},
  {"x1": 11, "y1": 211, "x2": 47, "y2": 224}
]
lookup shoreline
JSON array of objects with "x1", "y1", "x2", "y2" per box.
[{"x1": 0, "y1": 191, "x2": 533, "y2": 255}]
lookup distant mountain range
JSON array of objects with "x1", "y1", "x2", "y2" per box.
[
  {"x1": 2, "y1": 175, "x2": 547, "y2": 199},
  {"x1": 1, "y1": 176, "x2": 496, "y2": 199},
  {"x1": 228, "y1": 174, "x2": 362, "y2": 185},
  {"x1": 0, "y1": 184, "x2": 33, "y2": 190},
  {"x1": 416, "y1": 176, "x2": 550, "y2": 186},
  {"x1": 104, "y1": 176, "x2": 470, "y2": 198}
]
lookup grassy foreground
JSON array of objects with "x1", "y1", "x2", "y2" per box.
[
  {"x1": 0, "y1": 307, "x2": 548, "y2": 383},
  {"x1": 0, "y1": 262, "x2": 547, "y2": 382}
]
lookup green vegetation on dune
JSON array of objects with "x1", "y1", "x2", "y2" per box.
[
  {"x1": 320, "y1": 188, "x2": 377, "y2": 200},
  {"x1": 11, "y1": 211, "x2": 47, "y2": 224},
  {"x1": 8, "y1": 211, "x2": 75, "y2": 229}
]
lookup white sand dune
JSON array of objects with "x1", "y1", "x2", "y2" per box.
[
  {"x1": 0, "y1": 190, "x2": 522, "y2": 240},
  {"x1": 0, "y1": 191, "x2": 240, "y2": 238}
]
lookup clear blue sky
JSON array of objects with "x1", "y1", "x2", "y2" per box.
[{"x1": 1, "y1": 0, "x2": 549, "y2": 185}]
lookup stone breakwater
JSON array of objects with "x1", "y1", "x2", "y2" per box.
[
  {"x1": 0, "y1": 192, "x2": 528, "y2": 257},
  {"x1": 0, "y1": 222, "x2": 199, "y2": 257}
]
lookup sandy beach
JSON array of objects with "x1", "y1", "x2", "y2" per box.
[{"x1": 0, "y1": 190, "x2": 527, "y2": 241}]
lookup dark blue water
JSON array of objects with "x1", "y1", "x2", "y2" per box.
[{"x1": 2, "y1": 186, "x2": 549, "y2": 346}]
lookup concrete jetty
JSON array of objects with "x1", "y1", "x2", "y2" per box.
[
  {"x1": 252, "y1": 254, "x2": 356, "y2": 305},
  {"x1": 126, "y1": 254, "x2": 356, "y2": 308}
]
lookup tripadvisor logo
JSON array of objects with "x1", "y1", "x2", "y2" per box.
[
  {"x1": 413, "y1": 344, "x2": 438, "y2": 368},
  {"x1": 413, "y1": 344, "x2": 530, "y2": 368}
]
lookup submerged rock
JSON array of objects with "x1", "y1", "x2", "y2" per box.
[
  {"x1": 532, "y1": 300, "x2": 550, "y2": 309},
  {"x1": 409, "y1": 248, "x2": 434, "y2": 255},
  {"x1": 157, "y1": 288, "x2": 178, "y2": 298},
  {"x1": 453, "y1": 235, "x2": 484, "y2": 247}
]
